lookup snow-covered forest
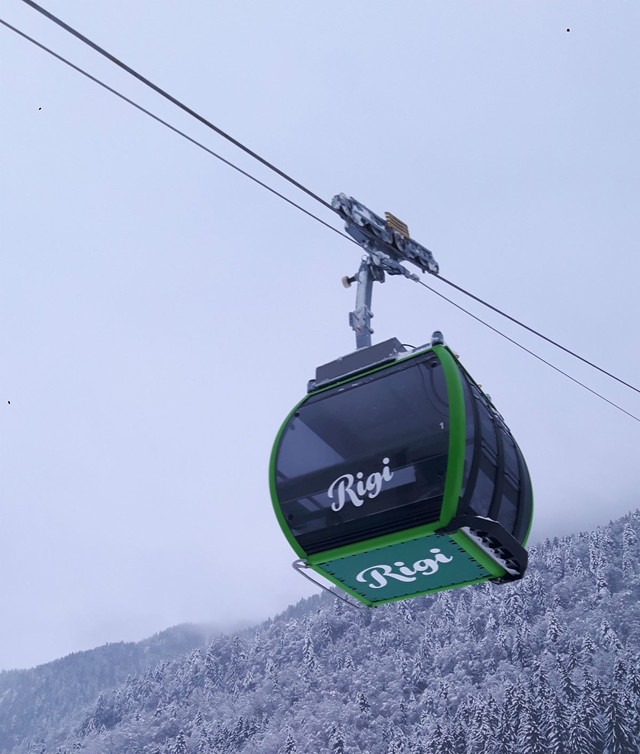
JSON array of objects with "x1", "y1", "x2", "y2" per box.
[{"x1": 1, "y1": 511, "x2": 639, "y2": 754}]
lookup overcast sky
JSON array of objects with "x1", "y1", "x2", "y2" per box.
[{"x1": 1, "y1": 1, "x2": 639, "y2": 671}]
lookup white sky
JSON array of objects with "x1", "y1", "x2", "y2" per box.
[{"x1": 1, "y1": 1, "x2": 639, "y2": 671}]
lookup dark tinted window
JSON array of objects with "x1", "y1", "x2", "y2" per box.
[
  {"x1": 498, "y1": 480, "x2": 518, "y2": 532},
  {"x1": 456, "y1": 370, "x2": 533, "y2": 545},
  {"x1": 477, "y1": 400, "x2": 498, "y2": 461},
  {"x1": 502, "y1": 434, "x2": 520, "y2": 487},
  {"x1": 470, "y1": 465, "x2": 494, "y2": 516},
  {"x1": 274, "y1": 353, "x2": 451, "y2": 553}
]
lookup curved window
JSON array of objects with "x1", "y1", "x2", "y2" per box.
[
  {"x1": 499, "y1": 480, "x2": 518, "y2": 533},
  {"x1": 502, "y1": 434, "x2": 520, "y2": 487},
  {"x1": 274, "y1": 352, "x2": 451, "y2": 554},
  {"x1": 464, "y1": 389, "x2": 499, "y2": 520}
]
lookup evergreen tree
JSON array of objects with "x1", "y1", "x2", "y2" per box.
[
  {"x1": 283, "y1": 727, "x2": 297, "y2": 754},
  {"x1": 173, "y1": 730, "x2": 187, "y2": 754},
  {"x1": 565, "y1": 640, "x2": 579, "y2": 672},
  {"x1": 502, "y1": 682, "x2": 524, "y2": 740},
  {"x1": 621, "y1": 522, "x2": 637, "y2": 577},
  {"x1": 545, "y1": 610, "x2": 562, "y2": 644},
  {"x1": 603, "y1": 687, "x2": 636, "y2": 754},
  {"x1": 439, "y1": 593, "x2": 456, "y2": 625},
  {"x1": 342, "y1": 652, "x2": 356, "y2": 671},
  {"x1": 320, "y1": 617, "x2": 334, "y2": 646},
  {"x1": 302, "y1": 632, "x2": 318, "y2": 676},
  {"x1": 434, "y1": 725, "x2": 455, "y2": 754},
  {"x1": 197, "y1": 729, "x2": 211, "y2": 754},
  {"x1": 356, "y1": 690, "x2": 371, "y2": 714},
  {"x1": 614, "y1": 656, "x2": 627, "y2": 685},
  {"x1": 595, "y1": 566, "x2": 610, "y2": 602},
  {"x1": 600, "y1": 619, "x2": 623, "y2": 652},
  {"x1": 204, "y1": 644, "x2": 221, "y2": 689},
  {"x1": 471, "y1": 700, "x2": 495, "y2": 754},
  {"x1": 496, "y1": 705, "x2": 517, "y2": 754},
  {"x1": 557, "y1": 660, "x2": 578, "y2": 704},
  {"x1": 517, "y1": 706, "x2": 546, "y2": 754},
  {"x1": 576, "y1": 670, "x2": 603, "y2": 750},
  {"x1": 566, "y1": 704, "x2": 594, "y2": 754},
  {"x1": 625, "y1": 654, "x2": 640, "y2": 700},
  {"x1": 265, "y1": 657, "x2": 280, "y2": 691},
  {"x1": 589, "y1": 530, "x2": 603, "y2": 574},
  {"x1": 397, "y1": 600, "x2": 414, "y2": 624},
  {"x1": 328, "y1": 723, "x2": 345, "y2": 754},
  {"x1": 545, "y1": 693, "x2": 567, "y2": 754},
  {"x1": 528, "y1": 571, "x2": 547, "y2": 614}
]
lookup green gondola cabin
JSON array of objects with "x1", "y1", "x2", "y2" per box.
[{"x1": 270, "y1": 337, "x2": 533, "y2": 606}]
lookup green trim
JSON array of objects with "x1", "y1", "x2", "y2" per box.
[
  {"x1": 522, "y1": 489, "x2": 534, "y2": 546},
  {"x1": 362, "y1": 574, "x2": 492, "y2": 606},
  {"x1": 519, "y1": 451, "x2": 535, "y2": 547},
  {"x1": 450, "y1": 529, "x2": 506, "y2": 578},
  {"x1": 307, "y1": 520, "x2": 445, "y2": 565},
  {"x1": 432, "y1": 345, "x2": 466, "y2": 528},
  {"x1": 268, "y1": 397, "x2": 308, "y2": 559}
]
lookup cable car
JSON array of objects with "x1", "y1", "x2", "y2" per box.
[{"x1": 270, "y1": 335, "x2": 533, "y2": 606}]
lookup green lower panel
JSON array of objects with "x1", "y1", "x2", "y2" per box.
[{"x1": 318, "y1": 533, "x2": 496, "y2": 604}]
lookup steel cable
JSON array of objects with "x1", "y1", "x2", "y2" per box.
[
  {"x1": 19, "y1": 0, "x2": 336, "y2": 214},
  {"x1": 6, "y1": 7, "x2": 639, "y2": 423},
  {"x1": 437, "y1": 273, "x2": 640, "y2": 396},
  {"x1": 0, "y1": 18, "x2": 353, "y2": 245},
  {"x1": 416, "y1": 279, "x2": 640, "y2": 423}
]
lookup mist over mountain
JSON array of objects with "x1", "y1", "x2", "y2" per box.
[
  {"x1": 2, "y1": 511, "x2": 639, "y2": 754},
  {"x1": 0, "y1": 623, "x2": 221, "y2": 751}
]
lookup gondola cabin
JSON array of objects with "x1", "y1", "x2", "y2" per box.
[{"x1": 270, "y1": 337, "x2": 533, "y2": 606}]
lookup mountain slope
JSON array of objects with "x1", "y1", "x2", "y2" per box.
[
  {"x1": 0, "y1": 623, "x2": 219, "y2": 753},
  {"x1": 4, "y1": 511, "x2": 640, "y2": 754}
]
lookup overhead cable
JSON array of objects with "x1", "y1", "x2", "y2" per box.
[
  {"x1": 9, "y1": 5, "x2": 640, "y2": 421},
  {"x1": 19, "y1": 0, "x2": 335, "y2": 213},
  {"x1": 416, "y1": 279, "x2": 640, "y2": 424},
  {"x1": 437, "y1": 273, "x2": 640, "y2": 397},
  {"x1": 0, "y1": 18, "x2": 352, "y2": 245}
]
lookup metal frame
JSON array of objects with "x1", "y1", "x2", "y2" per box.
[{"x1": 333, "y1": 194, "x2": 439, "y2": 349}]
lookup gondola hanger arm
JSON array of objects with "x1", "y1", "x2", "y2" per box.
[
  {"x1": 334, "y1": 194, "x2": 439, "y2": 349},
  {"x1": 292, "y1": 560, "x2": 364, "y2": 610}
]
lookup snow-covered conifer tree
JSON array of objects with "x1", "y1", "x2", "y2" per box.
[
  {"x1": 283, "y1": 728, "x2": 297, "y2": 754},
  {"x1": 328, "y1": 723, "x2": 346, "y2": 754},
  {"x1": 603, "y1": 686, "x2": 636, "y2": 754},
  {"x1": 544, "y1": 693, "x2": 567, "y2": 754},
  {"x1": 566, "y1": 704, "x2": 593, "y2": 754},
  {"x1": 356, "y1": 690, "x2": 370, "y2": 714},
  {"x1": 173, "y1": 730, "x2": 187, "y2": 754}
]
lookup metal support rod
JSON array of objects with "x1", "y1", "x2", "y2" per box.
[
  {"x1": 292, "y1": 560, "x2": 362, "y2": 609},
  {"x1": 349, "y1": 258, "x2": 375, "y2": 349}
]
